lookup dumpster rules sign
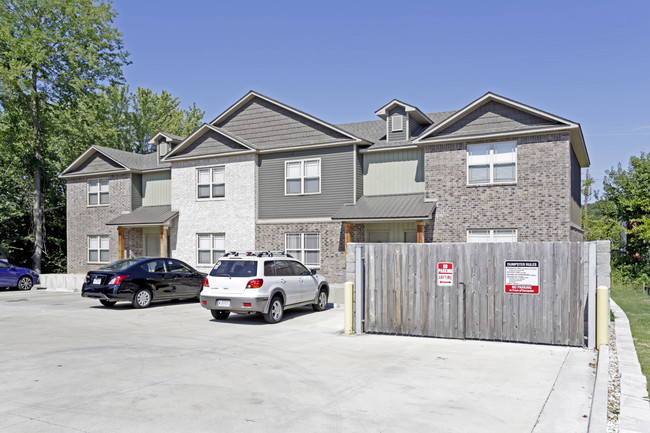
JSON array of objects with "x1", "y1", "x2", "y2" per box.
[
  {"x1": 437, "y1": 262, "x2": 454, "y2": 286},
  {"x1": 505, "y1": 261, "x2": 540, "y2": 294}
]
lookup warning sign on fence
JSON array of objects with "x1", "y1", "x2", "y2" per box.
[
  {"x1": 437, "y1": 262, "x2": 454, "y2": 286},
  {"x1": 505, "y1": 261, "x2": 540, "y2": 294}
]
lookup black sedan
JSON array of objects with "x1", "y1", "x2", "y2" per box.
[{"x1": 82, "y1": 258, "x2": 206, "y2": 308}]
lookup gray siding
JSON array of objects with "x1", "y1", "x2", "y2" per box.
[
  {"x1": 363, "y1": 149, "x2": 424, "y2": 195},
  {"x1": 387, "y1": 107, "x2": 407, "y2": 141},
  {"x1": 408, "y1": 114, "x2": 422, "y2": 137},
  {"x1": 218, "y1": 97, "x2": 349, "y2": 149},
  {"x1": 131, "y1": 174, "x2": 142, "y2": 210},
  {"x1": 433, "y1": 101, "x2": 561, "y2": 138},
  {"x1": 169, "y1": 130, "x2": 247, "y2": 159},
  {"x1": 142, "y1": 171, "x2": 171, "y2": 206},
  {"x1": 68, "y1": 153, "x2": 125, "y2": 175},
  {"x1": 356, "y1": 150, "x2": 363, "y2": 200},
  {"x1": 258, "y1": 146, "x2": 356, "y2": 219}
]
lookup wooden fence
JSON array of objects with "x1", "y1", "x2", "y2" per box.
[{"x1": 355, "y1": 242, "x2": 588, "y2": 346}]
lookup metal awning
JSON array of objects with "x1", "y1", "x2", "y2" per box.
[
  {"x1": 333, "y1": 194, "x2": 436, "y2": 221},
  {"x1": 107, "y1": 205, "x2": 178, "y2": 226}
]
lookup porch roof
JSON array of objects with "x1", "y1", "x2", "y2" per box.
[
  {"x1": 332, "y1": 193, "x2": 436, "y2": 221},
  {"x1": 107, "y1": 205, "x2": 178, "y2": 226}
]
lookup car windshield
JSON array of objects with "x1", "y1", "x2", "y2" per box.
[
  {"x1": 210, "y1": 260, "x2": 258, "y2": 278},
  {"x1": 99, "y1": 259, "x2": 139, "y2": 271}
]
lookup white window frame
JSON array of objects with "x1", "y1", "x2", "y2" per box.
[
  {"x1": 87, "y1": 178, "x2": 109, "y2": 206},
  {"x1": 197, "y1": 166, "x2": 225, "y2": 200},
  {"x1": 285, "y1": 233, "x2": 321, "y2": 267},
  {"x1": 88, "y1": 235, "x2": 110, "y2": 263},
  {"x1": 391, "y1": 114, "x2": 404, "y2": 132},
  {"x1": 197, "y1": 233, "x2": 225, "y2": 266},
  {"x1": 285, "y1": 159, "x2": 321, "y2": 196},
  {"x1": 466, "y1": 141, "x2": 517, "y2": 185},
  {"x1": 467, "y1": 229, "x2": 518, "y2": 243}
]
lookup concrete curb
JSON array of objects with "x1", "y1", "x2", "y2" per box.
[
  {"x1": 610, "y1": 298, "x2": 650, "y2": 433},
  {"x1": 588, "y1": 345, "x2": 609, "y2": 433}
]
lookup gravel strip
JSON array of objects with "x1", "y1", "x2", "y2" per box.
[{"x1": 608, "y1": 321, "x2": 620, "y2": 433}]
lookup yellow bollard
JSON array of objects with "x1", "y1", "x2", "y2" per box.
[
  {"x1": 344, "y1": 282, "x2": 353, "y2": 335},
  {"x1": 596, "y1": 286, "x2": 610, "y2": 348}
]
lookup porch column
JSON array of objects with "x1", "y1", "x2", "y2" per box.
[
  {"x1": 160, "y1": 226, "x2": 168, "y2": 258},
  {"x1": 416, "y1": 221, "x2": 425, "y2": 243},
  {"x1": 344, "y1": 223, "x2": 353, "y2": 254},
  {"x1": 117, "y1": 227, "x2": 125, "y2": 260}
]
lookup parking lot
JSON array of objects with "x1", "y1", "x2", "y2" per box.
[{"x1": 1, "y1": 289, "x2": 596, "y2": 432}]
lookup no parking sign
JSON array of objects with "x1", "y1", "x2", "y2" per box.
[{"x1": 437, "y1": 262, "x2": 453, "y2": 286}]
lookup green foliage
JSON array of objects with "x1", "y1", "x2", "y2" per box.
[
  {"x1": 601, "y1": 152, "x2": 650, "y2": 282},
  {"x1": 0, "y1": 0, "x2": 129, "y2": 272}
]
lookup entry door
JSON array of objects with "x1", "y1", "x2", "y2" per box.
[{"x1": 144, "y1": 229, "x2": 160, "y2": 257}]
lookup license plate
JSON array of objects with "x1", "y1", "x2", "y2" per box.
[
  {"x1": 93, "y1": 277, "x2": 102, "y2": 285},
  {"x1": 217, "y1": 300, "x2": 230, "y2": 308}
]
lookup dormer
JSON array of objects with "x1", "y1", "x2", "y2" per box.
[
  {"x1": 148, "y1": 132, "x2": 185, "y2": 162},
  {"x1": 375, "y1": 100, "x2": 433, "y2": 142}
]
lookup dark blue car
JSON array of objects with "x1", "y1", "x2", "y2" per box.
[{"x1": 0, "y1": 260, "x2": 40, "y2": 290}]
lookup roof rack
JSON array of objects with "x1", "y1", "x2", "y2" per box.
[{"x1": 222, "y1": 251, "x2": 294, "y2": 258}]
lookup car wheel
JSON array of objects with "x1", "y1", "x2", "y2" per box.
[
  {"x1": 211, "y1": 310, "x2": 230, "y2": 320},
  {"x1": 100, "y1": 300, "x2": 116, "y2": 307},
  {"x1": 17, "y1": 276, "x2": 33, "y2": 291},
  {"x1": 264, "y1": 295, "x2": 284, "y2": 324},
  {"x1": 312, "y1": 287, "x2": 328, "y2": 311},
  {"x1": 132, "y1": 288, "x2": 152, "y2": 309}
]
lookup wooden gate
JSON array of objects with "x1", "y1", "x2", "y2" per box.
[{"x1": 359, "y1": 242, "x2": 586, "y2": 346}]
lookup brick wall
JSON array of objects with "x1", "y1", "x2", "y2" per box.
[
  {"x1": 424, "y1": 133, "x2": 575, "y2": 242},
  {"x1": 66, "y1": 174, "x2": 132, "y2": 273},
  {"x1": 256, "y1": 221, "x2": 361, "y2": 283}
]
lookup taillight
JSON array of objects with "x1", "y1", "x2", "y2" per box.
[
  {"x1": 246, "y1": 279, "x2": 263, "y2": 289},
  {"x1": 107, "y1": 275, "x2": 129, "y2": 285},
  {"x1": 203, "y1": 277, "x2": 210, "y2": 287},
  {"x1": 85, "y1": 274, "x2": 90, "y2": 284}
]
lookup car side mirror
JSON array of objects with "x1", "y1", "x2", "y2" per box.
[{"x1": 311, "y1": 269, "x2": 317, "y2": 275}]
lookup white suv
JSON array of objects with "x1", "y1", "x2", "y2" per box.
[{"x1": 199, "y1": 252, "x2": 329, "y2": 323}]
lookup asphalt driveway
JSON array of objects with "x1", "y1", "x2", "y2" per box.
[{"x1": 0, "y1": 290, "x2": 596, "y2": 432}]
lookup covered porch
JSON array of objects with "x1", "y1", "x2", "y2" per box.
[{"x1": 107, "y1": 205, "x2": 178, "y2": 260}]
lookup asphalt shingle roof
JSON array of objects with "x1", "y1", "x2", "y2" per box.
[
  {"x1": 94, "y1": 145, "x2": 170, "y2": 171},
  {"x1": 333, "y1": 193, "x2": 436, "y2": 221},
  {"x1": 106, "y1": 205, "x2": 178, "y2": 226}
]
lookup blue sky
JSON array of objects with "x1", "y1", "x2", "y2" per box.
[{"x1": 112, "y1": 0, "x2": 649, "y2": 198}]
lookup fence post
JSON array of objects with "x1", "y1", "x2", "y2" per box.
[
  {"x1": 344, "y1": 281, "x2": 354, "y2": 335},
  {"x1": 596, "y1": 286, "x2": 609, "y2": 348}
]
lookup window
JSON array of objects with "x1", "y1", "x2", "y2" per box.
[
  {"x1": 88, "y1": 178, "x2": 109, "y2": 206},
  {"x1": 197, "y1": 167, "x2": 225, "y2": 199},
  {"x1": 88, "y1": 235, "x2": 109, "y2": 263},
  {"x1": 286, "y1": 233, "x2": 320, "y2": 267},
  {"x1": 391, "y1": 114, "x2": 403, "y2": 132},
  {"x1": 467, "y1": 229, "x2": 517, "y2": 243},
  {"x1": 197, "y1": 233, "x2": 225, "y2": 265},
  {"x1": 467, "y1": 141, "x2": 516, "y2": 185},
  {"x1": 285, "y1": 159, "x2": 320, "y2": 195}
]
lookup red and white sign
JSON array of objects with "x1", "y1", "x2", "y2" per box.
[
  {"x1": 505, "y1": 261, "x2": 540, "y2": 294},
  {"x1": 437, "y1": 262, "x2": 454, "y2": 286}
]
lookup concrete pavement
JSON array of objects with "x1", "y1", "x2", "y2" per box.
[{"x1": 0, "y1": 290, "x2": 597, "y2": 432}]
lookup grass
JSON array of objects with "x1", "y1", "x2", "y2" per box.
[{"x1": 610, "y1": 278, "x2": 650, "y2": 394}]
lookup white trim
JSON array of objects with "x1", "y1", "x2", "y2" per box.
[
  {"x1": 164, "y1": 150, "x2": 256, "y2": 163},
  {"x1": 148, "y1": 132, "x2": 183, "y2": 146},
  {"x1": 87, "y1": 178, "x2": 110, "y2": 207},
  {"x1": 164, "y1": 124, "x2": 256, "y2": 160},
  {"x1": 209, "y1": 91, "x2": 366, "y2": 143},
  {"x1": 467, "y1": 228, "x2": 518, "y2": 243},
  {"x1": 284, "y1": 158, "x2": 321, "y2": 196},
  {"x1": 360, "y1": 144, "x2": 419, "y2": 153},
  {"x1": 332, "y1": 218, "x2": 429, "y2": 223},
  {"x1": 417, "y1": 126, "x2": 574, "y2": 145},
  {"x1": 352, "y1": 145, "x2": 357, "y2": 205},
  {"x1": 466, "y1": 141, "x2": 517, "y2": 186},
  {"x1": 391, "y1": 114, "x2": 404, "y2": 132},
  {"x1": 196, "y1": 233, "x2": 226, "y2": 266},
  {"x1": 256, "y1": 140, "x2": 363, "y2": 154},
  {"x1": 87, "y1": 235, "x2": 110, "y2": 264},
  {"x1": 285, "y1": 232, "x2": 321, "y2": 267},
  {"x1": 60, "y1": 146, "x2": 129, "y2": 178},
  {"x1": 375, "y1": 99, "x2": 432, "y2": 125},
  {"x1": 196, "y1": 166, "x2": 226, "y2": 200}
]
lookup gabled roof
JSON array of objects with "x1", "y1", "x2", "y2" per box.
[
  {"x1": 60, "y1": 145, "x2": 169, "y2": 178},
  {"x1": 209, "y1": 90, "x2": 370, "y2": 149},
  {"x1": 164, "y1": 123, "x2": 257, "y2": 161},
  {"x1": 375, "y1": 99, "x2": 433, "y2": 125},
  {"x1": 148, "y1": 132, "x2": 185, "y2": 146},
  {"x1": 414, "y1": 92, "x2": 590, "y2": 166},
  {"x1": 332, "y1": 193, "x2": 436, "y2": 221}
]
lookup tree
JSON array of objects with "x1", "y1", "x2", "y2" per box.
[
  {"x1": 602, "y1": 152, "x2": 650, "y2": 280},
  {"x1": 0, "y1": 0, "x2": 129, "y2": 272}
]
